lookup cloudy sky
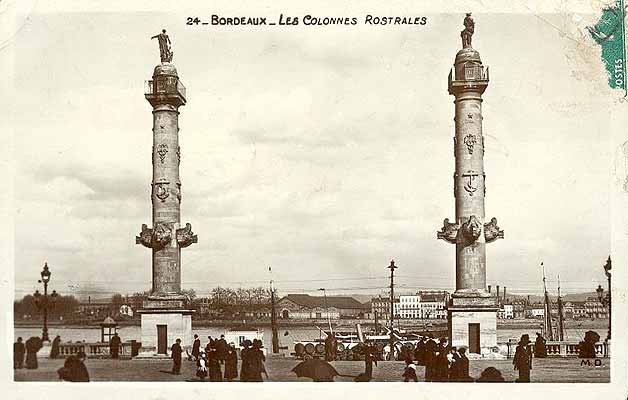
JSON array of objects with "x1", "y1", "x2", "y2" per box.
[{"x1": 7, "y1": 9, "x2": 616, "y2": 299}]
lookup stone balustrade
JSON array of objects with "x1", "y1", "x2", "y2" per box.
[
  {"x1": 505, "y1": 340, "x2": 609, "y2": 358},
  {"x1": 56, "y1": 341, "x2": 139, "y2": 359}
]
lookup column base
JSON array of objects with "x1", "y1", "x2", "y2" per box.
[
  {"x1": 448, "y1": 297, "x2": 501, "y2": 358},
  {"x1": 136, "y1": 307, "x2": 195, "y2": 359}
]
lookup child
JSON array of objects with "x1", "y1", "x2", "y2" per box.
[{"x1": 196, "y1": 351, "x2": 208, "y2": 381}]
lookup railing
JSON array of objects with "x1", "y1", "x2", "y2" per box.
[
  {"x1": 145, "y1": 76, "x2": 186, "y2": 99},
  {"x1": 57, "y1": 341, "x2": 138, "y2": 359},
  {"x1": 505, "y1": 340, "x2": 609, "y2": 358}
]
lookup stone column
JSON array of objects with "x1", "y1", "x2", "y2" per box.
[
  {"x1": 135, "y1": 62, "x2": 197, "y2": 358},
  {"x1": 437, "y1": 16, "x2": 504, "y2": 356}
]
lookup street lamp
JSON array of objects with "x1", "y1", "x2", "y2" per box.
[
  {"x1": 601, "y1": 256, "x2": 611, "y2": 340},
  {"x1": 318, "y1": 288, "x2": 332, "y2": 334},
  {"x1": 34, "y1": 262, "x2": 58, "y2": 342}
]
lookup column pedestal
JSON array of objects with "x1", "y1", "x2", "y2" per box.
[
  {"x1": 448, "y1": 296, "x2": 501, "y2": 358},
  {"x1": 135, "y1": 299, "x2": 195, "y2": 359}
]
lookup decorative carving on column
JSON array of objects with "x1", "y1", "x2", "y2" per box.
[
  {"x1": 484, "y1": 217, "x2": 504, "y2": 243},
  {"x1": 176, "y1": 223, "x2": 198, "y2": 248},
  {"x1": 136, "y1": 224, "x2": 153, "y2": 248},
  {"x1": 176, "y1": 146, "x2": 181, "y2": 166},
  {"x1": 175, "y1": 182, "x2": 181, "y2": 202},
  {"x1": 462, "y1": 170, "x2": 479, "y2": 196},
  {"x1": 437, "y1": 218, "x2": 459, "y2": 244},
  {"x1": 461, "y1": 215, "x2": 482, "y2": 242},
  {"x1": 156, "y1": 144, "x2": 169, "y2": 163},
  {"x1": 153, "y1": 222, "x2": 172, "y2": 249},
  {"x1": 153, "y1": 179, "x2": 170, "y2": 202},
  {"x1": 463, "y1": 134, "x2": 477, "y2": 154}
]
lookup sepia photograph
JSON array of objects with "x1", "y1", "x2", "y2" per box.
[{"x1": 2, "y1": 0, "x2": 627, "y2": 396}]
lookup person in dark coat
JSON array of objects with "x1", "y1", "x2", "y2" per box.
[
  {"x1": 25, "y1": 336, "x2": 43, "y2": 369},
  {"x1": 433, "y1": 339, "x2": 450, "y2": 382},
  {"x1": 171, "y1": 338, "x2": 183, "y2": 375},
  {"x1": 455, "y1": 347, "x2": 472, "y2": 381},
  {"x1": 14, "y1": 337, "x2": 25, "y2": 369},
  {"x1": 57, "y1": 351, "x2": 90, "y2": 382},
  {"x1": 359, "y1": 342, "x2": 377, "y2": 381},
  {"x1": 324, "y1": 333, "x2": 335, "y2": 361},
  {"x1": 196, "y1": 351, "x2": 208, "y2": 381},
  {"x1": 533, "y1": 332, "x2": 547, "y2": 358},
  {"x1": 207, "y1": 349, "x2": 223, "y2": 382},
  {"x1": 513, "y1": 334, "x2": 533, "y2": 383},
  {"x1": 414, "y1": 337, "x2": 426, "y2": 366},
  {"x1": 50, "y1": 335, "x2": 61, "y2": 359},
  {"x1": 192, "y1": 334, "x2": 201, "y2": 361},
  {"x1": 216, "y1": 334, "x2": 228, "y2": 363},
  {"x1": 245, "y1": 339, "x2": 266, "y2": 382},
  {"x1": 224, "y1": 343, "x2": 238, "y2": 381},
  {"x1": 240, "y1": 340, "x2": 252, "y2": 382},
  {"x1": 423, "y1": 335, "x2": 437, "y2": 382},
  {"x1": 402, "y1": 360, "x2": 418, "y2": 382},
  {"x1": 109, "y1": 333, "x2": 121, "y2": 359},
  {"x1": 476, "y1": 367, "x2": 505, "y2": 382}
]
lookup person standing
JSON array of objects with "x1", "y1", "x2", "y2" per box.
[
  {"x1": 171, "y1": 338, "x2": 183, "y2": 375},
  {"x1": 25, "y1": 336, "x2": 43, "y2": 369},
  {"x1": 247, "y1": 339, "x2": 267, "y2": 382},
  {"x1": 224, "y1": 343, "x2": 238, "y2": 382},
  {"x1": 456, "y1": 347, "x2": 471, "y2": 382},
  {"x1": 533, "y1": 332, "x2": 547, "y2": 358},
  {"x1": 324, "y1": 333, "x2": 334, "y2": 362},
  {"x1": 50, "y1": 335, "x2": 61, "y2": 359},
  {"x1": 513, "y1": 334, "x2": 533, "y2": 383},
  {"x1": 109, "y1": 332, "x2": 121, "y2": 359},
  {"x1": 240, "y1": 340, "x2": 252, "y2": 382},
  {"x1": 208, "y1": 348, "x2": 223, "y2": 382},
  {"x1": 364, "y1": 342, "x2": 377, "y2": 381},
  {"x1": 414, "y1": 337, "x2": 426, "y2": 366},
  {"x1": 13, "y1": 337, "x2": 25, "y2": 369},
  {"x1": 433, "y1": 339, "x2": 450, "y2": 382},
  {"x1": 216, "y1": 334, "x2": 228, "y2": 363},
  {"x1": 192, "y1": 334, "x2": 201, "y2": 361},
  {"x1": 196, "y1": 351, "x2": 208, "y2": 381},
  {"x1": 423, "y1": 335, "x2": 437, "y2": 382}
]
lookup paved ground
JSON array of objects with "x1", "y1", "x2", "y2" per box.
[{"x1": 14, "y1": 356, "x2": 609, "y2": 383}]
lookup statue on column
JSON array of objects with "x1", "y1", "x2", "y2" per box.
[
  {"x1": 461, "y1": 13, "x2": 474, "y2": 49},
  {"x1": 151, "y1": 29, "x2": 173, "y2": 63}
]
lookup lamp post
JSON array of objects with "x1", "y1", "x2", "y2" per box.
[
  {"x1": 596, "y1": 256, "x2": 612, "y2": 341},
  {"x1": 33, "y1": 262, "x2": 58, "y2": 342},
  {"x1": 318, "y1": 288, "x2": 332, "y2": 334},
  {"x1": 387, "y1": 259, "x2": 398, "y2": 360}
]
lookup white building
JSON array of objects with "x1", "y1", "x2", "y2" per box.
[
  {"x1": 398, "y1": 294, "x2": 421, "y2": 319},
  {"x1": 498, "y1": 304, "x2": 514, "y2": 319}
]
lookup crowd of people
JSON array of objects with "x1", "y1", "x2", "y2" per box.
[
  {"x1": 13, "y1": 329, "x2": 602, "y2": 383},
  {"x1": 186, "y1": 334, "x2": 266, "y2": 382}
]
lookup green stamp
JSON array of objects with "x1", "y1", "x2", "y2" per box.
[{"x1": 588, "y1": 0, "x2": 627, "y2": 96}]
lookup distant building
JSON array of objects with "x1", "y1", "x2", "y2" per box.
[
  {"x1": 498, "y1": 303, "x2": 514, "y2": 319},
  {"x1": 398, "y1": 294, "x2": 421, "y2": 319},
  {"x1": 277, "y1": 294, "x2": 368, "y2": 320},
  {"x1": 526, "y1": 303, "x2": 545, "y2": 318},
  {"x1": 584, "y1": 297, "x2": 608, "y2": 319},
  {"x1": 371, "y1": 295, "x2": 394, "y2": 321},
  {"x1": 78, "y1": 301, "x2": 113, "y2": 318},
  {"x1": 512, "y1": 299, "x2": 527, "y2": 319},
  {"x1": 418, "y1": 291, "x2": 449, "y2": 319}
]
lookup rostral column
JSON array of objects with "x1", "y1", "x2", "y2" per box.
[
  {"x1": 437, "y1": 14, "x2": 504, "y2": 356},
  {"x1": 136, "y1": 29, "x2": 197, "y2": 357}
]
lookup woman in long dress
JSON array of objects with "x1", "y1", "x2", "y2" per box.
[
  {"x1": 25, "y1": 337, "x2": 43, "y2": 369},
  {"x1": 224, "y1": 344, "x2": 238, "y2": 382}
]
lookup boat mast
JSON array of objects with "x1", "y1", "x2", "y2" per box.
[
  {"x1": 557, "y1": 274, "x2": 565, "y2": 341},
  {"x1": 542, "y1": 262, "x2": 555, "y2": 340}
]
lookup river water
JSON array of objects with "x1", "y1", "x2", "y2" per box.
[{"x1": 14, "y1": 325, "x2": 596, "y2": 347}]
